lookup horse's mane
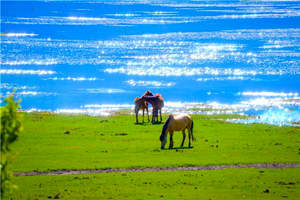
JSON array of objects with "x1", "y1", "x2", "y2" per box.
[
  {"x1": 160, "y1": 115, "x2": 171, "y2": 141},
  {"x1": 142, "y1": 91, "x2": 164, "y2": 101},
  {"x1": 143, "y1": 90, "x2": 154, "y2": 97}
]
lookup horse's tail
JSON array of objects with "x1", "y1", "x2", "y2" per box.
[
  {"x1": 160, "y1": 115, "x2": 171, "y2": 141},
  {"x1": 156, "y1": 93, "x2": 164, "y2": 101},
  {"x1": 191, "y1": 120, "x2": 195, "y2": 141},
  {"x1": 134, "y1": 97, "x2": 139, "y2": 103}
]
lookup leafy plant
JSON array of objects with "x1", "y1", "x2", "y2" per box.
[{"x1": 1, "y1": 93, "x2": 23, "y2": 198}]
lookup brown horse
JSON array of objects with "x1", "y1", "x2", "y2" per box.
[
  {"x1": 134, "y1": 97, "x2": 149, "y2": 123},
  {"x1": 160, "y1": 114, "x2": 194, "y2": 149},
  {"x1": 141, "y1": 93, "x2": 164, "y2": 123}
]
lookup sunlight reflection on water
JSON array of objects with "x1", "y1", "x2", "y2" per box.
[
  {"x1": 228, "y1": 108, "x2": 300, "y2": 126},
  {"x1": 2, "y1": 0, "x2": 300, "y2": 127}
]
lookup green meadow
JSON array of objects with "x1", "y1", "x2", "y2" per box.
[
  {"x1": 9, "y1": 169, "x2": 300, "y2": 200},
  {"x1": 9, "y1": 112, "x2": 300, "y2": 172},
  {"x1": 6, "y1": 112, "x2": 300, "y2": 199}
]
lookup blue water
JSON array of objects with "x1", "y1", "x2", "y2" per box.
[{"x1": 1, "y1": 0, "x2": 300, "y2": 125}]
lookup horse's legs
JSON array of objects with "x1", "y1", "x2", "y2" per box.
[
  {"x1": 135, "y1": 109, "x2": 138, "y2": 123},
  {"x1": 152, "y1": 108, "x2": 158, "y2": 123},
  {"x1": 181, "y1": 130, "x2": 186, "y2": 147},
  {"x1": 152, "y1": 109, "x2": 155, "y2": 123},
  {"x1": 160, "y1": 109, "x2": 162, "y2": 122},
  {"x1": 188, "y1": 128, "x2": 191, "y2": 148},
  {"x1": 169, "y1": 131, "x2": 174, "y2": 149},
  {"x1": 146, "y1": 107, "x2": 150, "y2": 122},
  {"x1": 142, "y1": 108, "x2": 145, "y2": 123}
]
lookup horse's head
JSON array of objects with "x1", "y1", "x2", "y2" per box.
[
  {"x1": 143, "y1": 90, "x2": 154, "y2": 97},
  {"x1": 160, "y1": 116, "x2": 171, "y2": 149},
  {"x1": 160, "y1": 130, "x2": 167, "y2": 149},
  {"x1": 160, "y1": 137, "x2": 167, "y2": 149}
]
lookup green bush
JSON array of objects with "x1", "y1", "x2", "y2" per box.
[{"x1": 1, "y1": 93, "x2": 23, "y2": 198}]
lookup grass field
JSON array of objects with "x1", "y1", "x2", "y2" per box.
[
  {"x1": 5, "y1": 112, "x2": 300, "y2": 199},
  {"x1": 9, "y1": 169, "x2": 300, "y2": 200}
]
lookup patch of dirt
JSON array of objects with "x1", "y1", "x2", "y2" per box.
[
  {"x1": 114, "y1": 133, "x2": 128, "y2": 136},
  {"x1": 14, "y1": 163, "x2": 300, "y2": 177},
  {"x1": 277, "y1": 181, "x2": 296, "y2": 185}
]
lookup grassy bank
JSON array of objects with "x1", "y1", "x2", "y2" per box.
[{"x1": 8, "y1": 112, "x2": 300, "y2": 172}]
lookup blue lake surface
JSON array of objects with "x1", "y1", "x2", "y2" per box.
[{"x1": 1, "y1": 0, "x2": 300, "y2": 125}]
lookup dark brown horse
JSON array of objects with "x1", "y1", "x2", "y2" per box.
[
  {"x1": 141, "y1": 93, "x2": 164, "y2": 123},
  {"x1": 134, "y1": 97, "x2": 149, "y2": 123}
]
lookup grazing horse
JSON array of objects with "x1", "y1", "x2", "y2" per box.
[
  {"x1": 160, "y1": 114, "x2": 195, "y2": 149},
  {"x1": 134, "y1": 97, "x2": 150, "y2": 123},
  {"x1": 141, "y1": 94, "x2": 164, "y2": 123}
]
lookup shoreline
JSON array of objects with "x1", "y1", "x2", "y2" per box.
[{"x1": 21, "y1": 106, "x2": 300, "y2": 127}]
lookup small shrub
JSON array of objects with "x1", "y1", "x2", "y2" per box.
[{"x1": 1, "y1": 93, "x2": 23, "y2": 198}]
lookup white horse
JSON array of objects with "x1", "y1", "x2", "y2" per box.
[{"x1": 141, "y1": 94, "x2": 164, "y2": 123}]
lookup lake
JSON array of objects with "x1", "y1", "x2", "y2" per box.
[{"x1": 1, "y1": 0, "x2": 300, "y2": 125}]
